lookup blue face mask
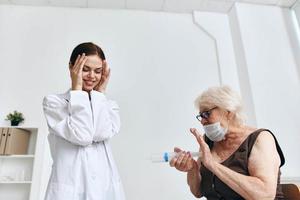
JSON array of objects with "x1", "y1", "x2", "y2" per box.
[{"x1": 203, "y1": 122, "x2": 227, "y2": 142}]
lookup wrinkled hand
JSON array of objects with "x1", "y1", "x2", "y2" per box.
[
  {"x1": 94, "y1": 60, "x2": 110, "y2": 93},
  {"x1": 70, "y1": 53, "x2": 88, "y2": 90},
  {"x1": 190, "y1": 128, "x2": 215, "y2": 171},
  {"x1": 169, "y1": 147, "x2": 198, "y2": 172}
]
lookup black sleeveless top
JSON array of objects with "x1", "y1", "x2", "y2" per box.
[{"x1": 200, "y1": 129, "x2": 285, "y2": 200}]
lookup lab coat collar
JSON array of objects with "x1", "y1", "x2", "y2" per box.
[
  {"x1": 61, "y1": 89, "x2": 96, "y2": 102},
  {"x1": 60, "y1": 89, "x2": 71, "y2": 102}
]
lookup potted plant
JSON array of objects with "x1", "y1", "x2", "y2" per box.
[{"x1": 5, "y1": 110, "x2": 25, "y2": 126}]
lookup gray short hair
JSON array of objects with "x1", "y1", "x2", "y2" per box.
[{"x1": 194, "y1": 86, "x2": 245, "y2": 125}]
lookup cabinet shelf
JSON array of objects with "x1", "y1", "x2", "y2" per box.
[
  {"x1": 0, "y1": 181, "x2": 32, "y2": 184},
  {"x1": 0, "y1": 127, "x2": 39, "y2": 200},
  {"x1": 0, "y1": 155, "x2": 34, "y2": 158}
]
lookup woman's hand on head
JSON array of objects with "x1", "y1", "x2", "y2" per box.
[
  {"x1": 169, "y1": 147, "x2": 198, "y2": 172},
  {"x1": 94, "y1": 60, "x2": 111, "y2": 93},
  {"x1": 70, "y1": 53, "x2": 88, "y2": 90},
  {"x1": 190, "y1": 128, "x2": 216, "y2": 171}
]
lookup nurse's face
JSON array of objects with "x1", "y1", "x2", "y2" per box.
[{"x1": 82, "y1": 55, "x2": 103, "y2": 92}]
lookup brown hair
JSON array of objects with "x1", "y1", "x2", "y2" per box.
[{"x1": 69, "y1": 42, "x2": 105, "y2": 66}]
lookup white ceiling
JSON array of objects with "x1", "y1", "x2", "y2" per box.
[{"x1": 0, "y1": 0, "x2": 299, "y2": 13}]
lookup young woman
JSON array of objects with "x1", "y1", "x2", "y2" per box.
[{"x1": 43, "y1": 42, "x2": 125, "y2": 200}]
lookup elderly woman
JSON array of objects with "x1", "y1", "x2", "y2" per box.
[{"x1": 170, "y1": 86, "x2": 285, "y2": 200}]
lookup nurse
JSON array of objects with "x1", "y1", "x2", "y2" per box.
[{"x1": 43, "y1": 42, "x2": 125, "y2": 200}]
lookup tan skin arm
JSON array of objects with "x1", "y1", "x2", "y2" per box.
[
  {"x1": 170, "y1": 146, "x2": 203, "y2": 198},
  {"x1": 191, "y1": 129, "x2": 281, "y2": 200},
  {"x1": 187, "y1": 159, "x2": 202, "y2": 198}
]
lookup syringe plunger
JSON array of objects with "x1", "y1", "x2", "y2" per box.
[{"x1": 150, "y1": 151, "x2": 200, "y2": 163}]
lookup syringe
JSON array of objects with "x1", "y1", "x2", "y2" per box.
[{"x1": 150, "y1": 151, "x2": 201, "y2": 163}]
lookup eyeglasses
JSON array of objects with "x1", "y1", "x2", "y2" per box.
[{"x1": 196, "y1": 107, "x2": 217, "y2": 121}]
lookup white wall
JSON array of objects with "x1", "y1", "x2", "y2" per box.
[
  {"x1": 229, "y1": 3, "x2": 300, "y2": 178},
  {"x1": 0, "y1": 3, "x2": 299, "y2": 200},
  {"x1": 292, "y1": 1, "x2": 300, "y2": 80},
  {"x1": 295, "y1": 1, "x2": 300, "y2": 26},
  {"x1": 193, "y1": 11, "x2": 240, "y2": 91},
  {"x1": 193, "y1": 3, "x2": 300, "y2": 181},
  {"x1": 0, "y1": 5, "x2": 220, "y2": 200}
]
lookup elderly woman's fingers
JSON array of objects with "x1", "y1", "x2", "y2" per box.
[
  {"x1": 179, "y1": 152, "x2": 190, "y2": 169},
  {"x1": 174, "y1": 147, "x2": 182, "y2": 153},
  {"x1": 170, "y1": 149, "x2": 197, "y2": 172},
  {"x1": 169, "y1": 157, "x2": 177, "y2": 167},
  {"x1": 190, "y1": 128, "x2": 206, "y2": 146},
  {"x1": 170, "y1": 147, "x2": 182, "y2": 167},
  {"x1": 174, "y1": 151, "x2": 185, "y2": 167},
  {"x1": 190, "y1": 128, "x2": 211, "y2": 159}
]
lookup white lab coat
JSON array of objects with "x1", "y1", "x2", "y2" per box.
[{"x1": 43, "y1": 90, "x2": 125, "y2": 200}]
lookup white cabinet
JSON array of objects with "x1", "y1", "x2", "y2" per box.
[{"x1": 0, "y1": 127, "x2": 38, "y2": 200}]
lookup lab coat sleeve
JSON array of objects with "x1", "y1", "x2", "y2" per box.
[
  {"x1": 90, "y1": 90, "x2": 121, "y2": 141},
  {"x1": 43, "y1": 91, "x2": 94, "y2": 146}
]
